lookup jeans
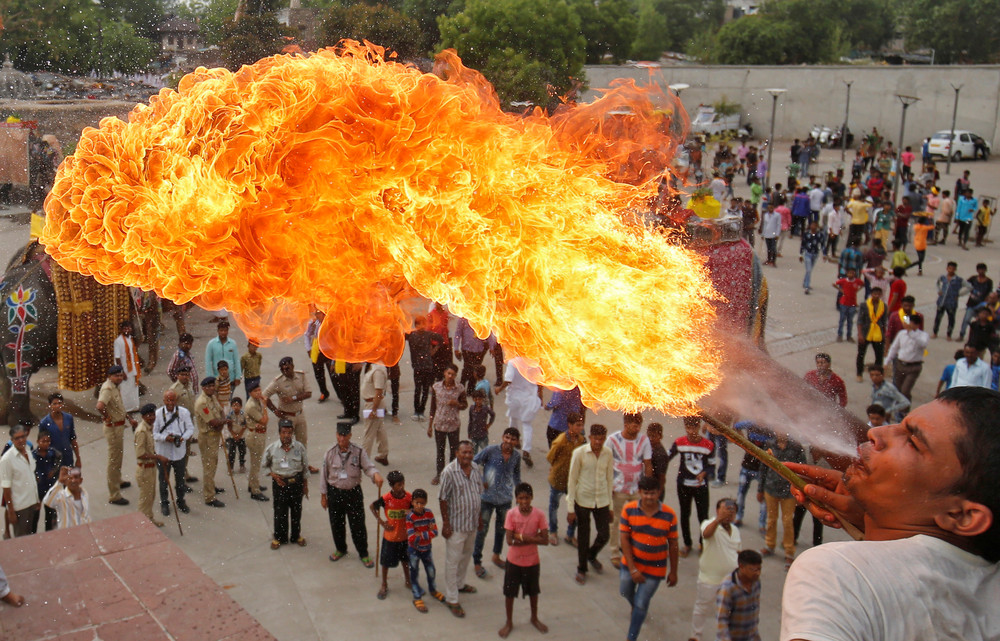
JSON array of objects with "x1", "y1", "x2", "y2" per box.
[
  {"x1": 957, "y1": 220, "x2": 972, "y2": 246},
  {"x1": 226, "y1": 437, "x2": 246, "y2": 469},
  {"x1": 959, "y1": 306, "x2": 978, "y2": 339},
  {"x1": 473, "y1": 501, "x2": 510, "y2": 565},
  {"x1": 825, "y1": 233, "x2": 839, "y2": 257},
  {"x1": 764, "y1": 237, "x2": 777, "y2": 264},
  {"x1": 413, "y1": 368, "x2": 434, "y2": 415},
  {"x1": 574, "y1": 503, "x2": 611, "y2": 574},
  {"x1": 547, "y1": 485, "x2": 577, "y2": 537},
  {"x1": 708, "y1": 433, "x2": 728, "y2": 483},
  {"x1": 434, "y1": 430, "x2": 459, "y2": 477},
  {"x1": 619, "y1": 566, "x2": 662, "y2": 641},
  {"x1": 735, "y1": 467, "x2": 766, "y2": 529},
  {"x1": 471, "y1": 436, "x2": 489, "y2": 455},
  {"x1": 837, "y1": 304, "x2": 857, "y2": 339},
  {"x1": 408, "y1": 547, "x2": 438, "y2": 600},
  {"x1": 934, "y1": 305, "x2": 957, "y2": 337},
  {"x1": 677, "y1": 482, "x2": 710, "y2": 548},
  {"x1": 802, "y1": 251, "x2": 818, "y2": 290}
]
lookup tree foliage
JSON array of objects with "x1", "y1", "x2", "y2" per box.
[
  {"x1": 401, "y1": 0, "x2": 464, "y2": 52},
  {"x1": 320, "y1": 3, "x2": 425, "y2": 59},
  {"x1": 438, "y1": 0, "x2": 585, "y2": 107},
  {"x1": 901, "y1": 0, "x2": 1000, "y2": 63},
  {"x1": 570, "y1": 0, "x2": 636, "y2": 64},
  {"x1": 98, "y1": 0, "x2": 164, "y2": 38},
  {"x1": 0, "y1": 0, "x2": 157, "y2": 74},
  {"x1": 218, "y1": 14, "x2": 293, "y2": 70},
  {"x1": 631, "y1": 0, "x2": 724, "y2": 60}
]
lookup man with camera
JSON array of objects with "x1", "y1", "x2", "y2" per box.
[{"x1": 154, "y1": 389, "x2": 195, "y2": 517}]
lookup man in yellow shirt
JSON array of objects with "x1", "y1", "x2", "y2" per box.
[{"x1": 566, "y1": 423, "x2": 614, "y2": 585}]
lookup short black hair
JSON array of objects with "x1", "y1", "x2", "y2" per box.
[
  {"x1": 503, "y1": 427, "x2": 521, "y2": 440},
  {"x1": 937, "y1": 387, "x2": 1000, "y2": 561},
  {"x1": 871, "y1": 287, "x2": 883, "y2": 295},
  {"x1": 412, "y1": 488, "x2": 428, "y2": 502},
  {"x1": 230, "y1": 397, "x2": 243, "y2": 406},
  {"x1": 623, "y1": 412, "x2": 643, "y2": 425},
  {"x1": 977, "y1": 263, "x2": 988, "y2": 271},
  {"x1": 445, "y1": 363, "x2": 459, "y2": 373},
  {"x1": 901, "y1": 295, "x2": 915, "y2": 305},
  {"x1": 637, "y1": 476, "x2": 659, "y2": 492},
  {"x1": 815, "y1": 352, "x2": 831, "y2": 363},
  {"x1": 217, "y1": 320, "x2": 230, "y2": 328},
  {"x1": 48, "y1": 392, "x2": 63, "y2": 403},
  {"x1": 36, "y1": 428, "x2": 52, "y2": 441},
  {"x1": 566, "y1": 412, "x2": 584, "y2": 425},
  {"x1": 716, "y1": 497, "x2": 736, "y2": 510},
  {"x1": 892, "y1": 266, "x2": 906, "y2": 277},
  {"x1": 646, "y1": 422, "x2": 663, "y2": 435},
  {"x1": 866, "y1": 404, "x2": 886, "y2": 416},
  {"x1": 683, "y1": 416, "x2": 701, "y2": 429},
  {"x1": 471, "y1": 389, "x2": 486, "y2": 399},
  {"x1": 217, "y1": 360, "x2": 229, "y2": 370},
  {"x1": 589, "y1": 424, "x2": 607, "y2": 437},
  {"x1": 387, "y1": 470, "x2": 405, "y2": 485},
  {"x1": 868, "y1": 364, "x2": 884, "y2": 374},
  {"x1": 738, "y1": 549, "x2": 763, "y2": 566},
  {"x1": 179, "y1": 333, "x2": 193, "y2": 343},
  {"x1": 515, "y1": 482, "x2": 533, "y2": 497}
]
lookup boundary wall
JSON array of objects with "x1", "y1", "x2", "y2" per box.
[{"x1": 583, "y1": 65, "x2": 1000, "y2": 151}]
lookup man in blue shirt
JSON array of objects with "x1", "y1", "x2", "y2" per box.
[
  {"x1": 453, "y1": 316, "x2": 496, "y2": 394},
  {"x1": 38, "y1": 393, "x2": 80, "y2": 469},
  {"x1": 544, "y1": 386, "x2": 585, "y2": 447},
  {"x1": 955, "y1": 188, "x2": 978, "y2": 250},
  {"x1": 472, "y1": 427, "x2": 522, "y2": 579},
  {"x1": 204, "y1": 321, "x2": 242, "y2": 388}
]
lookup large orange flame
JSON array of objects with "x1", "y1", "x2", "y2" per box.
[{"x1": 41, "y1": 41, "x2": 720, "y2": 414}]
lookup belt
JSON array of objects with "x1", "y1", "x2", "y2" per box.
[
  {"x1": 108, "y1": 420, "x2": 126, "y2": 427},
  {"x1": 282, "y1": 410, "x2": 301, "y2": 416},
  {"x1": 138, "y1": 462, "x2": 157, "y2": 468},
  {"x1": 252, "y1": 428, "x2": 267, "y2": 434},
  {"x1": 277, "y1": 475, "x2": 303, "y2": 483},
  {"x1": 898, "y1": 360, "x2": 923, "y2": 366},
  {"x1": 364, "y1": 398, "x2": 374, "y2": 402}
]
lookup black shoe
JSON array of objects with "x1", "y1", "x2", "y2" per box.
[
  {"x1": 215, "y1": 487, "x2": 225, "y2": 493},
  {"x1": 348, "y1": 416, "x2": 360, "y2": 425},
  {"x1": 251, "y1": 493, "x2": 270, "y2": 502},
  {"x1": 119, "y1": 481, "x2": 132, "y2": 489},
  {"x1": 161, "y1": 504, "x2": 170, "y2": 517},
  {"x1": 110, "y1": 497, "x2": 130, "y2": 506},
  {"x1": 177, "y1": 502, "x2": 191, "y2": 514},
  {"x1": 185, "y1": 476, "x2": 199, "y2": 483},
  {"x1": 182, "y1": 486, "x2": 193, "y2": 494},
  {"x1": 337, "y1": 413, "x2": 349, "y2": 420},
  {"x1": 319, "y1": 393, "x2": 329, "y2": 403},
  {"x1": 206, "y1": 499, "x2": 226, "y2": 508}
]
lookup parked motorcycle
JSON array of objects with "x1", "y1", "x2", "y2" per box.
[
  {"x1": 828, "y1": 125, "x2": 854, "y2": 149},
  {"x1": 818, "y1": 125, "x2": 833, "y2": 146}
]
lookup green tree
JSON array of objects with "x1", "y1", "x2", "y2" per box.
[
  {"x1": 438, "y1": 0, "x2": 586, "y2": 107},
  {"x1": 571, "y1": 0, "x2": 636, "y2": 64},
  {"x1": 174, "y1": 0, "x2": 240, "y2": 46},
  {"x1": 630, "y1": 0, "x2": 724, "y2": 60},
  {"x1": 98, "y1": 0, "x2": 164, "y2": 38},
  {"x1": 901, "y1": 0, "x2": 1000, "y2": 63},
  {"x1": 320, "y1": 3, "x2": 425, "y2": 59},
  {"x1": 218, "y1": 14, "x2": 293, "y2": 70},
  {"x1": 710, "y1": 14, "x2": 794, "y2": 64},
  {"x1": 401, "y1": 0, "x2": 463, "y2": 52}
]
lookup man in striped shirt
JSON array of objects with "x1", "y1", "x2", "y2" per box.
[
  {"x1": 438, "y1": 441, "x2": 483, "y2": 618},
  {"x1": 717, "y1": 549, "x2": 762, "y2": 641},
  {"x1": 619, "y1": 475, "x2": 679, "y2": 641},
  {"x1": 42, "y1": 466, "x2": 92, "y2": 529}
]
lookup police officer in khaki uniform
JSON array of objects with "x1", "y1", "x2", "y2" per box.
[
  {"x1": 169, "y1": 366, "x2": 199, "y2": 485},
  {"x1": 263, "y1": 357, "x2": 317, "y2": 474},
  {"x1": 194, "y1": 377, "x2": 228, "y2": 508},
  {"x1": 245, "y1": 381, "x2": 269, "y2": 501},
  {"x1": 135, "y1": 404, "x2": 166, "y2": 526},
  {"x1": 96, "y1": 365, "x2": 136, "y2": 505}
]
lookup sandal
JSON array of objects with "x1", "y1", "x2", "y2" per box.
[
  {"x1": 329, "y1": 551, "x2": 346, "y2": 562},
  {"x1": 377, "y1": 587, "x2": 388, "y2": 600},
  {"x1": 296, "y1": 537, "x2": 307, "y2": 547},
  {"x1": 574, "y1": 572, "x2": 586, "y2": 585},
  {"x1": 475, "y1": 565, "x2": 488, "y2": 579},
  {"x1": 492, "y1": 558, "x2": 507, "y2": 570},
  {"x1": 413, "y1": 598, "x2": 428, "y2": 613},
  {"x1": 447, "y1": 602, "x2": 465, "y2": 618},
  {"x1": 564, "y1": 536, "x2": 577, "y2": 548},
  {"x1": 270, "y1": 540, "x2": 281, "y2": 550},
  {"x1": 362, "y1": 556, "x2": 375, "y2": 568},
  {"x1": 458, "y1": 584, "x2": 477, "y2": 594},
  {"x1": 430, "y1": 476, "x2": 440, "y2": 486},
  {"x1": 430, "y1": 591, "x2": 446, "y2": 603}
]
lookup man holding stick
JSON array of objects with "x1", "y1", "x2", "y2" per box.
[
  {"x1": 262, "y1": 419, "x2": 309, "y2": 549},
  {"x1": 321, "y1": 422, "x2": 383, "y2": 566},
  {"x1": 135, "y1": 404, "x2": 167, "y2": 527},
  {"x1": 781, "y1": 388, "x2": 1000, "y2": 641},
  {"x1": 194, "y1": 377, "x2": 228, "y2": 508}
]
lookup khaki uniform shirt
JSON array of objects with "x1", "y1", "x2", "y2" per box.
[
  {"x1": 194, "y1": 392, "x2": 225, "y2": 433},
  {"x1": 263, "y1": 371, "x2": 309, "y2": 413},
  {"x1": 261, "y1": 440, "x2": 308, "y2": 478},
  {"x1": 134, "y1": 419, "x2": 156, "y2": 461},
  {"x1": 170, "y1": 381, "x2": 195, "y2": 415},
  {"x1": 98, "y1": 379, "x2": 127, "y2": 423},
  {"x1": 244, "y1": 396, "x2": 268, "y2": 432},
  {"x1": 360, "y1": 364, "x2": 387, "y2": 401}
]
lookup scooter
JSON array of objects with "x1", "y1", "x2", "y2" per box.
[
  {"x1": 818, "y1": 125, "x2": 833, "y2": 147},
  {"x1": 829, "y1": 125, "x2": 854, "y2": 149}
]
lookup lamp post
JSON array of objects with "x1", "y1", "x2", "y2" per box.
[
  {"x1": 946, "y1": 84, "x2": 963, "y2": 175},
  {"x1": 668, "y1": 83, "x2": 689, "y2": 97},
  {"x1": 892, "y1": 93, "x2": 920, "y2": 206},
  {"x1": 841, "y1": 81, "x2": 853, "y2": 162},
  {"x1": 764, "y1": 88, "x2": 786, "y2": 190}
]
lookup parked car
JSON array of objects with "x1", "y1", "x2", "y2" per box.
[
  {"x1": 690, "y1": 106, "x2": 741, "y2": 137},
  {"x1": 927, "y1": 130, "x2": 991, "y2": 161}
]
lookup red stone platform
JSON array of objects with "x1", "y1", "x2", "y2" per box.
[{"x1": 0, "y1": 513, "x2": 276, "y2": 641}]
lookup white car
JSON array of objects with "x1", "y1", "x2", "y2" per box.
[{"x1": 927, "y1": 130, "x2": 991, "y2": 161}]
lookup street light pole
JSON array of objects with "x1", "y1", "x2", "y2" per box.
[
  {"x1": 946, "y1": 84, "x2": 962, "y2": 175},
  {"x1": 892, "y1": 94, "x2": 920, "y2": 206},
  {"x1": 841, "y1": 81, "x2": 853, "y2": 162},
  {"x1": 764, "y1": 88, "x2": 786, "y2": 190}
]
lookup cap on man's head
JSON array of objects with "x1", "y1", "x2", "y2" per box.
[
  {"x1": 201, "y1": 376, "x2": 216, "y2": 387},
  {"x1": 140, "y1": 403, "x2": 157, "y2": 415},
  {"x1": 278, "y1": 418, "x2": 295, "y2": 429},
  {"x1": 279, "y1": 356, "x2": 294, "y2": 367},
  {"x1": 336, "y1": 422, "x2": 353, "y2": 436},
  {"x1": 107, "y1": 365, "x2": 124, "y2": 375}
]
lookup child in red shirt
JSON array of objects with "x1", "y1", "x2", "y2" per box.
[
  {"x1": 370, "y1": 470, "x2": 412, "y2": 600},
  {"x1": 500, "y1": 482, "x2": 549, "y2": 638},
  {"x1": 834, "y1": 267, "x2": 864, "y2": 341}
]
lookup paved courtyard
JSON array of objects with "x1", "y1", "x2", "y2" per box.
[{"x1": 1, "y1": 146, "x2": 997, "y2": 640}]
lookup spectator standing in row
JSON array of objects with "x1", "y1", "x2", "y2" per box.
[
  {"x1": 244, "y1": 383, "x2": 269, "y2": 500},
  {"x1": 166, "y1": 333, "x2": 199, "y2": 393},
  {"x1": 0, "y1": 425, "x2": 38, "y2": 536},
  {"x1": 204, "y1": 321, "x2": 241, "y2": 391},
  {"x1": 566, "y1": 424, "x2": 614, "y2": 585},
  {"x1": 195, "y1": 377, "x2": 228, "y2": 509},
  {"x1": 855, "y1": 286, "x2": 887, "y2": 382},
  {"x1": 951, "y1": 344, "x2": 992, "y2": 389},
  {"x1": 406, "y1": 315, "x2": 442, "y2": 421},
  {"x1": 454, "y1": 316, "x2": 494, "y2": 394},
  {"x1": 498, "y1": 482, "x2": 549, "y2": 638},
  {"x1": 264, "y1": 419, "x2": 309, "y2": 550},
  {"x1": 97, "y1": 365, "x2": 135, "y2": 506},
  {"x1": 155, "y1": 389, "x2": 194, "y2": 517},
  {"x1": 360, "y1": 361, "x2": 389, "y2": 466},
  {"x1": 799, "y1": 221, "x2": 823, "y2": 294},
  {"x1": 608, "y1": 413, "x2": 653, "y2": 568},
  {"x1": 546, "y1": 412, "x2": 584, "y2": 546},
  {"x1": 438, "y1": 441, "x2": 482, "y2": 618},
  {"x1": 39, "y1": 394, "x2": 80, "y2": 469},
  {"x1": 467, "y1": 390, "x2": 495, "y2": 454},
  {"x1": 406, "y1": 488, "x2": 443, "y2": 613},
  {"x1": 134, "y1": 405, "x2": 165, "y2": 528},
  {"x1": 321, "y1": 422, "x2": 381, "y2": 563},
  {"x1": 834, "y1": 268, "x2": 864, "y2": 342},
  {"x1": 429, "y1": 364, "x2": 467, "y2": 485},
  {"x1": 934, "y1": 261, "x2": 967, "y2": 340},
  {"x1": 666, "y1": 417, "x2": 713, "y2": 557},
  {"x1": 690, "y1": 498, "x2": 740, "y2": 641},
  {"x1": 757, "y1": 434, "x2": 806, "y2": 568},
  {"x1": 472, "y1": 428, "x2": 522, "y2": 579},
  {"x1": 886, "y1": 309, "x2": 930, "y2": 401},
  {"x1": 42, "y1": 465, "x2": 91, "y2": 529},
  {"x1": 32, "y1": 429, "x2": 61, "y2": 531},
  {"x1": 240, "y1": 340, "x2": 262, "y2": 397},
  {"x1": 544, "y1": 386, "x2": 584, "y2": 447},
  {"x1": 113, "y1": 321, "x2": 141, "y2": 414},
  {"x1": 804, "y1": 353, "x2": 847, "y2": 408},
  {"x1": 959, "y1": 263, "x2": 992, "y2": 341},
  {"x1": 716, "y1": 550, "x2": 763, "y2": 641}
]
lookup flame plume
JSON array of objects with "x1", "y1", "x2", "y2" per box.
[{"x1": 41, "y1": 41, "x2": 720, "y2": 414}]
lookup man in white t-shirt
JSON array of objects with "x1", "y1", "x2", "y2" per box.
[
  {"x1": 689, "y1": 498, "x2": 740, "y2": 641},
  {"x1": 781, "y1": 388, "x2": 1000, "y2": 641},
  {"x1": 607, "y1": 413, "x2": 652, "y2": 568}
]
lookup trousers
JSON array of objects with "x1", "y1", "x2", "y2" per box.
[
  {"x1": 764, "y1": 493, "x2": 797, "y2": 557},
  {"x1": 574, "y1": 503, "x2": 610, "y2": 574},
  {"x1": 273, "y1": 476, "x2": 304, "y2": 544},
  {"x1": 199, "y1": 428, "x2": 222, "y2": 503},
  {"x1": 444, "y1": 529, "x2": 476, "y2": 604},
  {"x1": 472, "y1": 501, "x2": 510, "y2": 565},
  {"x1": 104, "y1": 423, "x2": 125, "y2": 501},
  {"x1": 326, "y1": 484, "x2": 368, "y2": 557},
  {"x1": 609, "y1": 491, "x2": 636, "y2": 555},
  {"x1": 677, "y1": 483, "x2": 710, "y2": 548}
]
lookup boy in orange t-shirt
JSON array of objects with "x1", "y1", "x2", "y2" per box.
[
  {"x1": 912, "y1": 215, "x2": 936, "y2": 276},
  {"x1": 370, "y1": 470, "x2": 412, "y2": 600}
]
